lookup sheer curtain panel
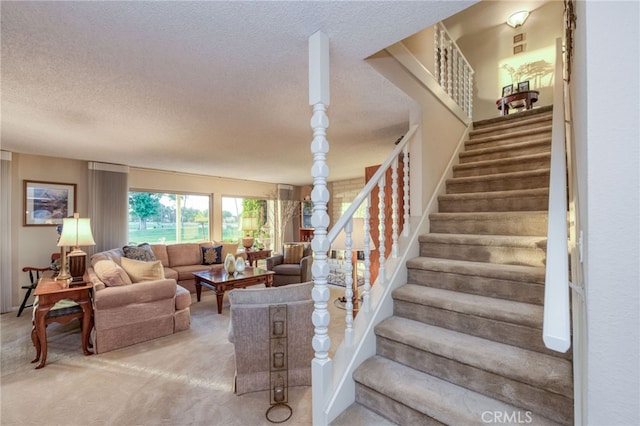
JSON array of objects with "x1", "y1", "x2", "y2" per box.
[
  {"x1": 1, "y1": 151, "x2": 13, "y2": 313},
  {"x1": 88, "y1": 162, "x2": 129, "y2": 254}
]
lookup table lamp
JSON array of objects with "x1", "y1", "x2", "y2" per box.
[
  {"x1": 241, "y1": 216, "x2": 259, "y2": 250},
  {"x1": 332, "y1": 218, "x2": 375, "y2": 311},
  {"x1": 57, "y1": 213, "x2": 96, "y2": 282}
]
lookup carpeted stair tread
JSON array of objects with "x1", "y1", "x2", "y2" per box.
[
  {"x1": 419, "y1": 233, "x2": 546, "y2": 248},
  {"x1": 354, "y1": 355, "x2": 561, "y2": 426},
  {"x1": 438, "y1": 188, "x2": 549, "y2": 212},
  {"x1": 407, "y1": 255, "x2": 545, "y2": 282},
  {"x1": 460, "y1": 128, "x2": 551, "y2": 151},
  {"x1": 460, "y1": 137, "x2": 551, "y2": 163},
  {"x1": 453, "y1": 152, "x2": 551, "y2": 177},
  {"x1": 418, "y1": 233, "x2": 547, "y2": 267},
  {"x1": 393, "y1": 284, "x2": 542, "y2": 329},
  {"x1": 329, "y1": 402, "x2": 396, "y2": 426},
  {"x1": 472, "y1": 106, "x2": 553, "y2": 130},
  {"x1": 446, "y1": 169, "x2": 550, "y2": 194},
  {"x1": 469, "y1": 115, "x2": 552, "y2": 138},
  {"x1": 429, "y1": 211, "x2": 548, "y2": 236},
  {"x1": 376, "y1": 316, "x2": 573, "y2": 398}
]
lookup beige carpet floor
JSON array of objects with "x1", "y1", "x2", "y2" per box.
[{"x1": 1, "y1": 286, "x2": 347, "y2": 426}]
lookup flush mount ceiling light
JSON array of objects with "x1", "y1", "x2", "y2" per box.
[{"x1": 506, "y1": 10, "x2": 530, "y2": 28}]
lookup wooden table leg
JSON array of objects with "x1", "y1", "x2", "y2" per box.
[
  {"x1": 266, "y1": 274, "x2": 273, "y2": 288},
  {"x1": 78, "y1": 299, "x2": 94, "y2": 356},
  {"x1": 33, "y1": 307, "x2": 50, "y2": 369},
  {"x1": 215, "y1": 287, "x2": 224, "y2": 314},
  {"x1": 195, "y1": 278, "x2": 202, "y2": 302}
]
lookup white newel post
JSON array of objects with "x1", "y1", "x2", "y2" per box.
[{"x1": 309, "y1": 30, "x2": 332, "y2": 426}]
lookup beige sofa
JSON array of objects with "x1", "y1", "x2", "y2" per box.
[
  {"x1": 87, "y1": 241, "x2": 245, "y2": 354},
  {"x1": 147, "y1": 242, "x2": 245, "y2": 293}
]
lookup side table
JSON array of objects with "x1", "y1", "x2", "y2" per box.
[
  {"x1": 31, "y1": 273, "x2": 93, "y2": 369},
  {"x1": 245, "y1": 249, "x2": 272, "y2": 267}
]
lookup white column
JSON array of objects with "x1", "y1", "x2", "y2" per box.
[{"x1": 309, "y1": 30, "x2": 331, "y2": 426}]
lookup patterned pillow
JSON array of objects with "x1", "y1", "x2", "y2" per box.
[
  {"x1": 123, "y1": 243, "x2": 157, "y2": 262},
  {"x1": 202, "y1": 245, "x2": 223, "y2": 265},
  {"x1": 283, "y1": 244, "x2": 304, "y2": 264}
]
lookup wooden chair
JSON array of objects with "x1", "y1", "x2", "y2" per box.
[
  {"x1": 17, "y1": 253, "x2": 60, "y2": 317},
  {"x1": 17, "y1": 266, "x2": 50, "y2": 317}
]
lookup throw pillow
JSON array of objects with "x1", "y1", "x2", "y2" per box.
[
  {"x1": 123, "y1": 243, "x2": 157, "y2": 262},
  {"x1": 93, "y1": 260, "x2": 133, "y2": 287},
  {"x1": 202, "y1": 245, "x2": 223, "y2": 265},
  {"x1": 221, "y1": 242, "x2": 239, "y2": 260},
  {"x1": 283, "y1": 244, "x2": 304, "y2": 264},
  {"x1": 120, "y1": 257, "x2": 165, "y2": 283}
]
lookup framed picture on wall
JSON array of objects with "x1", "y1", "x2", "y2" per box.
[
  {"x1": 23, "y1": 180, "x2": 76, "y2": 226},
  {"x1": 502, "y1": 85, "x2": 513, "y2": 97},
  {"x1": 518, "y1": 81, "x2": 530, "y2": 92}
]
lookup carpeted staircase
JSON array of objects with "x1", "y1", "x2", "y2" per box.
[{"x1": 336, "y1": 106, "x2": 574, "y2": 425}]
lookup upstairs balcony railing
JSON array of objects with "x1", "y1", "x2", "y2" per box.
[{"x1": 434, "y1": 22, "x2": 474, "y2": 118}]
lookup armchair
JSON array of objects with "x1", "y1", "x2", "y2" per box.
[
  {"x1": 265, "y1": 243, "x2": 312, "y2": 287},
  {"x1": 227, "y1": 281, "x2": 314, "y2": 395}
]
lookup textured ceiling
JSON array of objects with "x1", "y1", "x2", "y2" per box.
[{"x1": 1, "y1": 1, "x2": 475, "y2": 185}]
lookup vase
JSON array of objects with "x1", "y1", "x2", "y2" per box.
[
  {"x1": 224, "y1": 253, "x2": 236, "y2": 274},
  {"x1": 235, "y1": 257, "x2": 246, "y2": 273}
]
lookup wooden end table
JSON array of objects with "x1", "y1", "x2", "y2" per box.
[
  {"x1": 32, "y1": 272, "x2": 93, "y2": 369},
  {"x1": 193, "y1": 267, "x2": 274, "y2": 314},
  {"x1": 496, "y1": 90, "x2": 539, "y2": 116},
  {"x1": 245, "y1": 249, "x2": 272, "y2": 267}
]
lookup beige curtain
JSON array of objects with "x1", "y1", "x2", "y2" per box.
[
  {"x1": 1, "y1": 152, "x2": 13, "y2": 313},
  {"x1": 88, "y1": 162, "x2": 129, "y2": 254}
]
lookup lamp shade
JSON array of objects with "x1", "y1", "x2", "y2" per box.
[
  {"x1": 506, "y1": 10, "x2": 529, "y2": 28},
  {"x1": 57, "y1": 215, "x2": 96, "y2": 250},
  {"x1": 241, "y1": 216, "x2": 260, "y2": 232}
]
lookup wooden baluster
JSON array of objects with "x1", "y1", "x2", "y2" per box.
[
  {"x1": 391, "y1": 156, "x2": 399, "y2": 258},
  {"x1": 403, "y1": 145, "x2": 410, "y2": 237},
  {"x1": 377, "y1": 175, "x2": 386, "y2": 284},
  {"x1": 362, "y1": 199, "x2": 372, "y2": 312},
  {"x1": 343, "y1": 219, "x2": 354, "y2": 345}
]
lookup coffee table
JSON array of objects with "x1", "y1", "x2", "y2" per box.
[{"x1": 193, "y1": 267, "x2": 275, "y2": 314}]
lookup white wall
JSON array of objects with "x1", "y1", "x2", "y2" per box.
[
  {"x1": 573, "y1": 1, "x2": 640, "y2": 424},
  {"x1": 367, "y1": 50, "x2": 468, "y2": 214},
  {"x1": 454, "y1": 1, "x2": 564, "y2": 121}
]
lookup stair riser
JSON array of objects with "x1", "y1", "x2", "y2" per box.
[
  {"x1": 438, "y1": 195, "x2": 549, "y2": 213},
  {"x1": 418, "y1": 242, "x2": 546, "y2": 268},
  {"x1": 355, "y1": 384, "x2": 445, "y2": 426},
  {"x1": 466, "y1": 135, "x2": 550, "y2": 151},
  {"x1": 453, "y1": 156, "x2": 551, "y2": 178},
  {"x1": 460, "y1": 143, "x2": 550, "y2": 163},
  {"x1": 407, "y1": 268, "x2": 545, "y2": 304},
  {"x1": 446, "y1": 172, "x2": 550, "y2": 194},
  {"x1": 393, "y1": 300, "x2": 569, "y2": 358},
  {"x1": 429, "y1": 214, "x2": 548, "y2": 236},
  {"x1": 470, "y1": 120, "x2": 552, "y2": 139},
  {"x1": 472, "y1": 107, "x2": 553, "y2": 131},
  {"x1": 376, "y1": 338, "x2": 573, "y2": 425}
]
